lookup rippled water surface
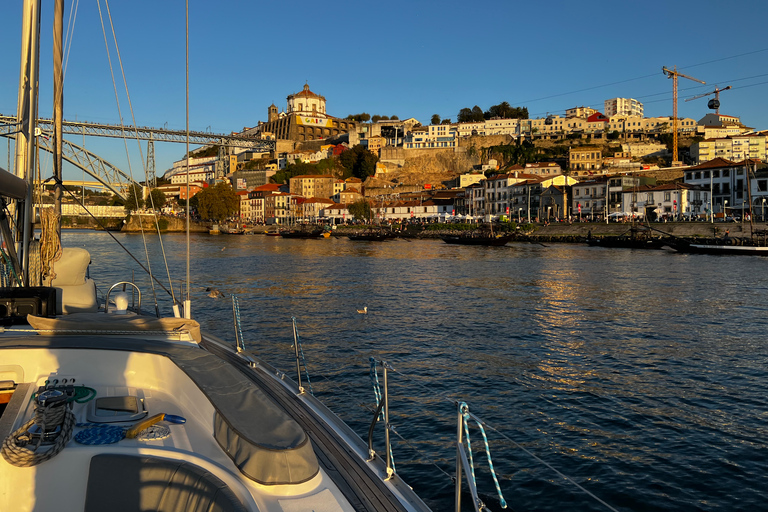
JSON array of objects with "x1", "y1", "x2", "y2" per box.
[{"x1": 67, "y1": 230, "x2": 768, "y2": 511}]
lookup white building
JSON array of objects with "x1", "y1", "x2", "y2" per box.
[
  {"x1": 623, "y1": 183, "x2": 708, "y2": 220},
  {"x1": 604, "y1": 98, "x2": 644, "y2": 117},
  {"x1": 404, "y1": 125, "x2": 458, "y2": 149},
  {"x1": 571, "y1": 176, "x2": 609, "y2": 218}
]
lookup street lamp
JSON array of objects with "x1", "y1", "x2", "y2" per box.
[
  {"x1": 518, "y1": 208, "x2": 522, "y2": 223},
  {"x1": 762, "y1": 198, "x2": 766, "y2": 222},
  {"x1": 723, "y1": 200, "x2": 728, "y2": 221}
]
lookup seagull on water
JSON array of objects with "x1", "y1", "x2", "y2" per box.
[{"x1": 357, "y1": 306, "x2": 368, "y2": 314}]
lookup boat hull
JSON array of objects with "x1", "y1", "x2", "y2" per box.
[
  {"x1": 586, "y1": 237, "x2": 665, "y2": 250},
  {"x1": 669, "y1": 242, "x2": 768, "y2": 255},
  {"x1": 440, "y1": 234, "x2": 513, "y2": 246}
]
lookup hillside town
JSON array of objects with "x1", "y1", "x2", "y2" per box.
[{"x1": 152, "y1": 83, "x2": 768, "y2": 225}]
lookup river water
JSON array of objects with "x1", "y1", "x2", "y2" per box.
[{"x1": 65, "y1": 230, "x2": 768, "y2": 512}]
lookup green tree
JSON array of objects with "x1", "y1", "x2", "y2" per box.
[
  {"x1": 146, "y1": 188, "x2": 167, "y2": 210},
  {"x1": 390, "y1": 115, "x2": 399, "y2": 120},
  {"x1": 195, "y1": 182, "x2": 239, "y2": 221},
  {"x1": 441, "y1": 118, "x2": 452, "y2": 124},
  {"x1": 348, "y1": 199, "x2": 372, "y2": 222},
  {"x1": 431, "y1": 114, "x2": 441, "y2": 125},
  {"x1": 339, "y1": 145, "x2": 378, "y2": 180},
  {"x1": 371, "y1": 115, "x2": 382, "y2": 123},
  {"x1": 346, "y1": 113, "x2": 371, "y2": 122},
  {"x1": 471, "y1": 106, "x2": 484, "y2": 122},
  {"x1": 124, "y1": 183, "x2": 144, "y2": 213},
  {"x1": 457, "y1": 107, "x2": 473, "y2": 123}
]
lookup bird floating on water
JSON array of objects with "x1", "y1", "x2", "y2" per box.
[
  {"x1": 206, "y1": 287, "x2": 225, "y2": 299},
  {"x1": 357, "y1": 306, "x2": 368, "y2": 314}
]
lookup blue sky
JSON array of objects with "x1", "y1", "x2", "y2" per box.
[{"x1": 2, "y1": 0, "x2": 768, "y2": 182}]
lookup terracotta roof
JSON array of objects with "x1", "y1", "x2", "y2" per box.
[
  {"x1": 288, "y1": 84, "x2": 325, "y2": 100},
  {"x1": 254, "y1": 183, "x2": 282, "y2": 191},
  {"x1": 688, "y1": 157, "x2": 739, "y2": 170}
]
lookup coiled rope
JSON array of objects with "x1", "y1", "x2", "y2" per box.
[
  {"x1": 39, "y1": 207, "x2": 63, "y2": 285},
  {"x1": 1, "y1": 399, "x2": 75, "y2": 467},
  {"x1": 28, "y1": 239, "x2": 41, "y2": 287},
  {"x1": 460, "y1": 401, "x2": 507, "y2": 509},
  {"x1": 2, "y1": 382, "x2": 96, "y2": 467}
]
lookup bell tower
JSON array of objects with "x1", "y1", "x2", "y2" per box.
[{"x1": 268, "y1": 103, "x2": 278, "y2": 122}]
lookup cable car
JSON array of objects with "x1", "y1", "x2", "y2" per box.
[{"x1": 708, "y1": 99, "x2": 720, "y2": 110}]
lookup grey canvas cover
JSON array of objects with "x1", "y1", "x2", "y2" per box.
[{"x1": 85, "y1": 454, "x2": 247, "y2": 512}]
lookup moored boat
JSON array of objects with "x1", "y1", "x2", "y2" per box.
[
  {"x1": 440, "y1": 233, "x2": 514, "y2": 246},
  {"x1": 347, "y1": 228, "x2": 397, "y2": 241},
  {"x1": 280, "y1": 226, "x2": 324, "y2": 238}
]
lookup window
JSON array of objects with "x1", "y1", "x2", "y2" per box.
[
  {"x1": 723, "y1": 170, "x2": 730, "y2": 177},
  {"x1": 712, "y1": 170, "x2": 720, "y2": 178}
]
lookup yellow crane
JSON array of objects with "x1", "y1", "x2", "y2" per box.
[
  {"x1": 662, "y1": 65, "x2": 705, "y2": 166},
  {"x1": 685, "y1": 85, "x2": 732, "y2": 115}
]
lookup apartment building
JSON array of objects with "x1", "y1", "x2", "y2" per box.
[
  {"x1": 683, "y1": 157, "x2": 756, "y2": 214},
  {"x1": 571, "y1": 176, "x2": 609, "y2": 218},
  {"x1": 569, "y1": 146, "x2": 602, "y2": 173},
  {"x1": 288, "y1": 174, "x2": 336, "y2": 199},
  {"x1": 690, "y1": 135, "x2": 767, "y2": 164},
  {"x1": 604, "y1": 98, "x2": 644, "y2": 117},
  {"x1": 404, "y1": 125, "x2": 458, "y2": 149}
]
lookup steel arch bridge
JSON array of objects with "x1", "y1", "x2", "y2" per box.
[{"x1": 0, "y1": 114, "x2": 275, "y2": 199}]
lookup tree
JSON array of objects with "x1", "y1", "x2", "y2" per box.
[
  {"x1": 457, "y1": 108, "x2": 473, "y2": 123},
  {"x1": 346, "y1": 113, "x2": 371, "y2": 123},
  {"x1": 441, "y1": 118, "x2": 452, "y2": 124},
  {"x1": 371, "y1": 115, "x2": 382, "y2": 123},
  {"x1": 195, "y1": 182, "x2": 239, "y2": 221},
  {"x1": 124, "y1": 183, "x2": 144, "y2": 213},
  {"x1": 339, "y1": 145, "x2": 378, "y2": 180},
  {"x1": 146, "y1": 188, "x2": 167, "y2": 210},
  {"x1": 390, "y1": 115, "x2": 399, "y2": 120},
  {"x1": 431, "y1": 114, "x2": 441, "y2": 125},
  {"x1": 348, "y1": 199, "x2": 372, "y2": 222},
  {"x1": 471, "y1": 106, "x2": 484, "y2": 122}
]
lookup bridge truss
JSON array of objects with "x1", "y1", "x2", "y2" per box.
[{"x1": 0, "y1": 114, "x2": 275, "y2": 198}]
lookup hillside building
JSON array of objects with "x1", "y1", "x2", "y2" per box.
[
  {"x1": 604, "y1": 98, "x2": 644, "y2": 117},
  {"x1": 253, "y1": 84, "x2": 357, "y2": 142}
]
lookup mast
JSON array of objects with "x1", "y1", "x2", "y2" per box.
[
  {"x1": 14, "y1": 0, "x2": 41, "y2": 286},
  {"x1": 53, "y1": 0, "x2": 64, "y2": 243}
]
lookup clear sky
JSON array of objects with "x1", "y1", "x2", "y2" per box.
[{"x1": 2, "y1": 0, "x2": 768, "y2": 182}]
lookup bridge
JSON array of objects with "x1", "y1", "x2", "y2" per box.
[{"x1": 0, "y1": 114, "x2": 275, "y2": 199}]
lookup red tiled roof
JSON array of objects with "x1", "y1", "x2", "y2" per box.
[{"x1": 688, "y1": 157, "x2": 738, "y2": 170}]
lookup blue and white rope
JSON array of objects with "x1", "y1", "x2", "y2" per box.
[
  {"x1": 460, "y1": 402, "x2": 507, "y2": 509},
  {"x1": 369, "y1": 358, "x2": 395, "y2": 472},
  {"x1": 232, "y1": 295, "x2": 245, "y2": 352},
  {"x1": 369, "y1": 358, "x2": 383, "y2": 420},
  {"x1": 291, "y1": 317, "x2": 313, "y2": 396}
]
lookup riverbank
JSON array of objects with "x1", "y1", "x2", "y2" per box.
[{"x1": 330, "y1": 221, "x2": 761, "y2": 242}]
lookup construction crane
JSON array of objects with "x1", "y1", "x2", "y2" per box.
[
  {"x1": 685, "y1": 85, "x2": 732, "y2": 115},
  {"x1": 662, "y1": 65, "x2": 705, "y2": 166}
]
